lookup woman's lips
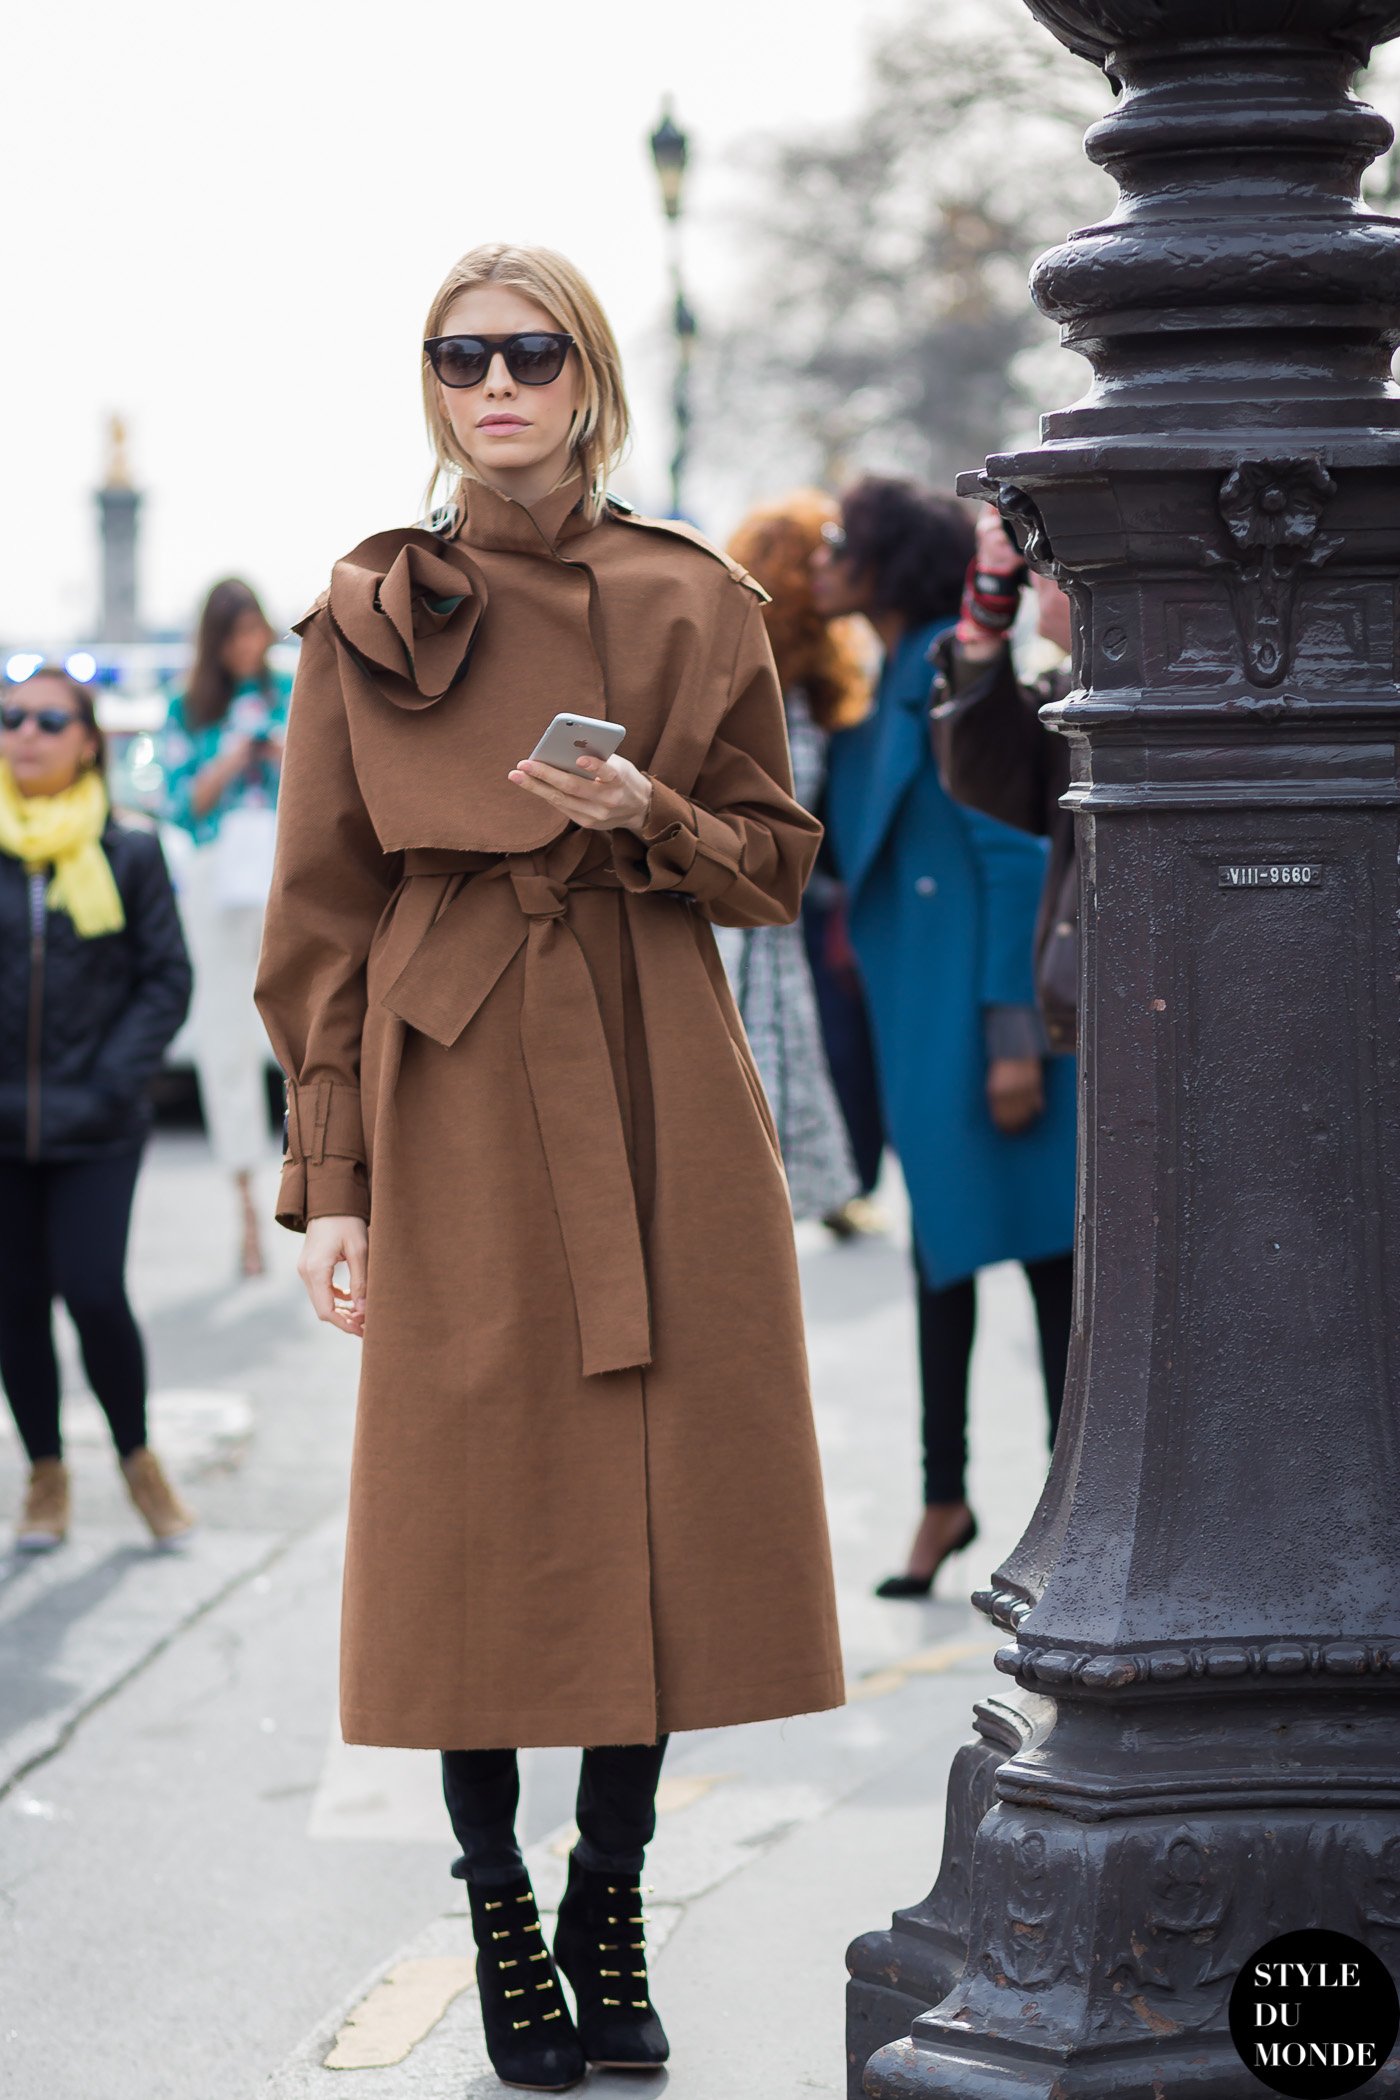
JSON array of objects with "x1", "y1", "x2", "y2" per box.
[{"x1": 478, "y1": 416, "x2": 529, "y2": 432}]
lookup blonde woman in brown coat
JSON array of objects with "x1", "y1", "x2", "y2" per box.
[{"x1": 255, "y1": 244, "x2": 844, "y2": 2090}]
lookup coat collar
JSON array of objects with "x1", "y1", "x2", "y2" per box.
[
  {"x1": 880, "y1": 618, "x2": 956, "y2": 708},
  {"x1": 826, "y1": 615, "x2": 956, "y2": 903},
  {"x1": 452, "y1": 475, "x2": 596, "y2": 557}
]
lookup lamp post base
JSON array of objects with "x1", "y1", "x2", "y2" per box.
[
  {"x1": 860, "y1": 1694, "x2": 1400, "y2": 2098},
  {"x1": 847, "y1": 1698, "x2": 1048, "y2": 2098},
  {"x1": 864, "y1": 2036, "x2": 1286, "y2": 2100}
]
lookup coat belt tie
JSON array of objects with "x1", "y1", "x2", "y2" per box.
[{"x1": 381, "y1": 851, "x2": 651, "y2": 1378}]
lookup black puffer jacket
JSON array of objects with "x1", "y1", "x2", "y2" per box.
[{"x1": 0, "y1": 817, "x2": 193, "y2": 1159}]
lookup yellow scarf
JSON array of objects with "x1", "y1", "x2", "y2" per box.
[{"x1": 0, "y1": 762, "x2": 126, "y2": 938}]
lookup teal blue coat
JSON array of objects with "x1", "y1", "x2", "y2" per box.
[{"x1": 824, "y1": 621, "x2": 1076, "y2": 1287}]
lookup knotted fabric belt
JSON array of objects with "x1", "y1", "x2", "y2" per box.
[{"x1": 381, "y1": 847, "x2": 649, "y2": 1378}]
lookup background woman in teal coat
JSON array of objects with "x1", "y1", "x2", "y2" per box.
[{"x1": 812, "y1": 477, "x2": 1076, "y2": 1597}]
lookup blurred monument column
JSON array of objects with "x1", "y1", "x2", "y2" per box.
[
  {"x1": 847, "y1": 3, "x2": 1400, "y2": 2094},
  {"x1": 96, "y1": 413, "x2": 142, "y2": 641}
]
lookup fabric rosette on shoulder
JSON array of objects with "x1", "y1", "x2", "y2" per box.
[{"x1": 324, "y1": 530, "x2": 489, "y2": 710}]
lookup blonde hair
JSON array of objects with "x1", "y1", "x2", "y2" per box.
[{"x1": 421, "y1": 243, "x2": 631, "y2": 523}]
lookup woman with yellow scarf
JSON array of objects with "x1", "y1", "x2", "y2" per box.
[{"x1": 0, "y1": 667, "x2": 194, "y2": 1551}]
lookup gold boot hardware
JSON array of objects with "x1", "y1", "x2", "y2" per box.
[
  {"x1": 467, "y1": 1875, "x2": 584, "y2": 2084},
  {"x1": 16, "y1": 1460, "x2": 69, "y2": 1552},
  {"x1": 120, "y1": 1448, "x2": 195, "y2": 1547}
]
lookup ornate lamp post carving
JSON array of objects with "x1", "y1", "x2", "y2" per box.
[
  {"x1": 847, "y1": 5, "x2": 1400, "y2": 2094},
  {"x1": 649, "y1": 101, "x2": 698, "y2": 518}
]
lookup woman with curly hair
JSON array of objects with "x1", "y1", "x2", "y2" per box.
[
  {"x1": 813, "y1": 475, "x2": 1076, "y2": 1600},
  {"x1": 720, "y1": 493, "x2": 874, "y2": 1222}
]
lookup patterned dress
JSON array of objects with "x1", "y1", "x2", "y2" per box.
[{"x1": 714, "y1": 689, "x2": 858, "y2": 1219}]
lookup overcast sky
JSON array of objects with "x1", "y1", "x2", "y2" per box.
[{"x1": 2, "y1": 0, "x2": 893, "y2": 644}]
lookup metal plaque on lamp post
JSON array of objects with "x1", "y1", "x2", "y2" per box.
[{"x1": 845, "y1": 4, "x2": 1400, "y2": 2095}]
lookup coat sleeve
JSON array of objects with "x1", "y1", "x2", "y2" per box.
[
  {"x1": 254, "y1": 615, "x2": 399, "y2": 1230},
  {"x1": 89, "y1": 832, "x2": 193, "y2": 1099},
  {"x1": 610, "y1": 592, "x2": 823, "y2": 928},
  {"x1": 931, "y1": 635, "x2": 1069, "y2": 841},
  {"x1": 961, "y1": 802, "x2": 1052, "y2": 1018}
]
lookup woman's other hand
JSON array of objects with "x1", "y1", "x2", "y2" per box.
[
  {"x1": 507, "y1": 752, "x2": 653, "y2": 832},
  {"x1": 987, "y1": 1056, "x2": 1045, "y2": 1134},
  {"x1": 299, "y1": 1215, "x2": 368, "y2": 1337}
]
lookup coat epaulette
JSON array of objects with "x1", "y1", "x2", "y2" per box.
[
  {"x1": 604, "y1": 496, "x2": 771, "y2": 603},
  {"x1": 290, "y1": 588, "x2": 330, "y2": 638}
]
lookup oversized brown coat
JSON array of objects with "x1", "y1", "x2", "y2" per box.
[{"x1": 255, "y1": 476, "x2": 846, "y2": 1750}]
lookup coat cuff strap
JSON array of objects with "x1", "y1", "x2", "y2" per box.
[
  {"x1": 613, "y1": 780, "x2": 742, "y2": 901},
  {"x1": 277, "y1": 1079, "x2": 370, "y2": 1233},
  {"x1": 284, "y1": 1078, "x2": 365, "y2": 1166}
]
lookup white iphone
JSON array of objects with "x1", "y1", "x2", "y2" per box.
[{"x1": 529, "y1": 712, "x2": 627, "y2": 772}]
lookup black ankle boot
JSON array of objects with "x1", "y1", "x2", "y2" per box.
[
  {"x1": 466, "y1": 1874, "x2": 585, "y2": 2090},
  {"x1": 553, "y1": 1855, "x2": 670, "y2": 2069}
]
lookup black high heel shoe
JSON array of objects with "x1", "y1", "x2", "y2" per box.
[
  {"x1": 553, "y1": 1855, "x2": 670, "y2": 2070},
  {"x1": 874, "y1": 1511, "x2": 979, "y2": 1599},
  {"x1": 466, "y1": 1873, "x2": 585, "y2": 2090}
]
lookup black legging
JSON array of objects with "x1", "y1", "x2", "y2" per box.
[
  {"x1": 443, "y1": 1741, "x2": 669, "y2": 1890},
  {"x1": 915, "y1": 1249, "x2": 1073, "y2": 1505},
  {"x1": 0, "y1": 1149, "x2": 148, "y2": 1463}
]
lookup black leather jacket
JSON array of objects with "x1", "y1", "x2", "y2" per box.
[{"x1": 0, "y1": 818, "x2": 192, "y2": 1160}]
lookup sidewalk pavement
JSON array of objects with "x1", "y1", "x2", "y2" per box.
[{"x1": 0, "y1": 1137, "x2": 1054, "y2": 2100}]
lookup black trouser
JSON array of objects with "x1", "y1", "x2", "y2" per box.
[
  {"x1": 801, "y1": 899, "x2": 886, "y2": 1197},
  {"x1": 915, "y1": 1249, "x2": 1073, "y2": 1504},
  {"x1": 442, "y1": 1741, "x2": 670, "y2": 1890},
  {"x1": 0, "y1": 1149, "x2": 148, "y2": 1464}
]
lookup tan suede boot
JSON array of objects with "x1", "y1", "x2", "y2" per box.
[
  {"x1": 120, "y1": 1448, "x2": 195, "y2": 1548},
  {"x1": 16, "y1": 1459, "x2": 70, "y2": 1552}
]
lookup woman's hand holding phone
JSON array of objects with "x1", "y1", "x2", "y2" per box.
[
  {"x1": 508, "y1": 750, "x2": 653, "y2": 833},
  {"x1": 300, "y1": 1214, "x2": 368, "y2": 1337}
]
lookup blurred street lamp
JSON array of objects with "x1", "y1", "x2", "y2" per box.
[{"x1": 649, "y1": 101, "x2": 697, "y2": 517}]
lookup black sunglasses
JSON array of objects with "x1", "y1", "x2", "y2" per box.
[
  {"x1": 423, "y1": 332, "x2": 576, "y2": 390},
  {"x1": 1, "y1": 703, "x2": 84, "y2": 735}
]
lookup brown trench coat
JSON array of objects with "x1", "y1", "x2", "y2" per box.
[{"x1": 254, "y1": 476, "x2": 845, "y2": 1750}]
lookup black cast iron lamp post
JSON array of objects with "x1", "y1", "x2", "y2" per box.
[
  {"x1": 648, "y1": 101, "x2": 697, "y2": 518},
  {"x1": 844, "y1": 3, "x2": 1400, "y2": 2095}
]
